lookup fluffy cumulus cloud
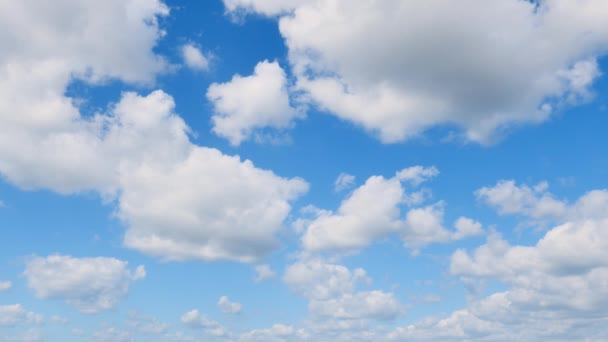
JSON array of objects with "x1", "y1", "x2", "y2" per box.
[
  {"x1": 181, "y1": 310, "x2": 229, "y2": 338},
  {"x1": 283, "y1": 258, "x2": 402, "y2": 336},
  {"x1": 225, "y1": 0, "x2": 608, "y2": 143},
  {"x1": 476, "y1": 179, "x2": 608, "y2": 222},
  {"x1": 0, "y1": 305, "x2": 42, "y2": 327},
  {"x1": 217, "y1": 296, "x2": 242, "y2": 314},
  {"x1": 181, "y1": 43, "x2": 209, "y2": 71},
  {"x1": 0, "y1": 0, "x2": 309, "y2": 263},
  {"x1": 23, "y1": 255, "x2": 145, "y2": 314},
  {"x1": 300, "y1": 166, "x2": 483, "y2": 253},
  {"x1": 0, "y1": 0, "x2": 170, "y2": 194},
  {"x1": 387, "y1": 182, "x2": 608, "y2": 341},
  {"x1": 119, "y1": 141, "x2": 308, "y2": 263},
  {"x1": 207, "y1": 60, "x2": 302, "y2": 145}
]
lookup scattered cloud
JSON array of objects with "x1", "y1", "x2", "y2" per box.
[
  {"x1": 23, "y1": 255, "x2": 145, "y2": 314},
  {"x1": 300, "y1": 166, "x2": 482, "y2": 254},
  {"x1": 334, "y1": 173, "x2": 356, "y2": 192},
  {"x1": 207, "y1": 60, "x2": 302, "y2": 145},
  {"x1": 181, "y1": 43, "x2": 209, "y2": 71},
  {"x1": 0, "y1": 281, "x2": 12, "y2": 292},
  {"x1": 0, "y1": 304, "x2": 42, "y2": 327},
  {"x1": 254, "y1": 264, "x2": 276, "y2": 282},
  {"x1": 217, "y1": 296, "x2": 242, "y2": 314},
  {"x1": 225, "y1": 0, "x2": 608, "y2": 143}
]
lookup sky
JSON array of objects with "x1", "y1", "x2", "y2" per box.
[{"x1": 1, "y1": 0, "x2": 608, "y2": 341}]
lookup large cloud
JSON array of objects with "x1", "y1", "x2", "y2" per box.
[
  {"x1": 0, "y1": 0, "x2": 309, "y2": 263},
  {"x1": 23, "y1": 255, "x2": 146, "y2": 314},
  {"x1": 225, "y1": 0, "x2": 608, "y2": 143},
  {"x1": 0, "y1": 0, "x2": 170, "y2": 194}
]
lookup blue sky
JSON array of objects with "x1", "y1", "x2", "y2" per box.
[{"x1": 1, "y1": 0, "x2": 608, "y2": 341}]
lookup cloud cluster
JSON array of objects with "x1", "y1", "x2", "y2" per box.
[
  {"x1": 23, "y1": 255, "x2": 145, "y2": 314},
  {"x1": 389, "y1": 181, "x2": 608, "y2": 340},
  {"x1": 0, "y1": 305, "x2": 42, "y2": 327},
  {"x1": 224, "y1": 0, "x2": 608, "y2": 143},
  {"x1": 284, "y1": 258, "x2": 402, "y2": 336},
  {"x1": 300, "y1": 166, "x2": 483, "y2": 254},
  {"x1": 0, "y1": 1, "x2": 308, "y2": 263}
]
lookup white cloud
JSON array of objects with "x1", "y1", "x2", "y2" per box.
[
  {"x1": 223, "y1": 0, "x2": 311, "y2": 16},
  {"x1": 217, "y1": 296, "x2": 242, "y2": 314},
  {"x1": 23, "y1": 255, "x2": 145, "y2": 314},
  {"x1": 476, "y1": 180, "x2": 608, "y2": 223},
  {"x1": 119, "y1": 143, "x2": 309, "y2": 263},
  {"x1": 0, "y1": 0, "x2": 310, "y2": 264},
  {"x1": 254, "y1": 264, "x2": 276, "y2": 282},
  {"x1": 405, "y1": 184, "x2": 608, "y2": 340},
  {"x1": 334, "y1": 173, "x2": 356, "y2": 192},
  {"x1": 284, "y1": 259, "x2": 368, "y2": 300},
  {"x1": 181, "y1": 310, "x2": 229, "y2": 338},
  {"x1": 309, "y1": 291, "x2": 402, "y2": 322},
  {"x1": 207, "y1": 60, "x2": 302, "y2": 145},
  {"x1": 301, "y1": 166, "x2": 481, "y2": 253},
  {"x1": 0, "y1": 281, "x2": 12, "y2": 292},
  {"x1": 0, "y1": 305, "x2": 42, "y2": 327},
  {"x1": 0, "y1": 0, "x2": 170, "y2": 194},
  {"x1": 226, "y1": 0, "x2": 608, "y2": 143},
  {"x1": 283, "y1": 258, "x2": 402, "y2": 335},
  {"x1": 181, "y1": 44, "x2": 209, "y2": 71}
]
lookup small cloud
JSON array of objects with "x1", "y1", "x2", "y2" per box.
[
  {"x1": 334, "y1": 173, "x2": 356, "y2": 192},
  {"x1": 254, "y1": 264, "x2": 276, "y2": 283},
  {"x1": 218, "y1": 296, "x2": 242, "y2": 314},
  {"x1": 181, "y1": 43, "x2": 209, "y2": 71},
  {"x1": 0, "y1": 281, "x2": 12, "y2": 292}
]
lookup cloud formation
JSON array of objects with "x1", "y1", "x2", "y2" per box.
[
  {"x1": 23, "y1": 255, "x2": 145, "y2": 314},
  {"x1": 225, "y1": 0, "x2": 608, "y2": 143}
]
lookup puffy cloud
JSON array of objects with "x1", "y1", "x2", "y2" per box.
[
  {"x1": 207, "y1": 60, "x2": 302, "y2": 145},
  {"x1": 476, "y1": 180, "x2": 567, "y2": 219},
  {"x1": 0, "y1": 305, "x2": 42, "y2": 327},
  {"x1": 119, "y1": 144, "x2": 308, "y2": 263},
  {"x1": 284, "y1": 259, "x2": 368, "y2": 300},
  {"x1": 0, "y1": 281, "x2": 11, "y2": 292},
  {"x1": 334, "y1": 173, "x2": 356, "y2": 192},
  {"x1": 410, "y1": 184, "x2": 608, "y2": 340},
  {"x1": 181, "y1": 44, "x2": 209, "y2": 71},
  {"x1": 301, "y1": 166, "x2": 482, "y2": 253},
  {"x1": 254, "y1": 264, "x2": 276, "y2": 282},
  {"x1": 217, "y1": 296, "x2": 242, "y2": 314},
  {"x1": 477, "y1": 180, "x2": 608, "y2": 223},
  {"x1": 0, "y1": 0, "x2": 170, "y2": 194},
  {"x1": 283, "y1": 258, "x2": 402, "y2": 335},
  {"x1": 226, "y1": 0, "x2": 608, "y2": 143},
  {"x1": 0, "y1": 0, "x2": 310, "y2": 263},
  {"x1": 181, "y1": 310, "x2": 229, "y2": 338},
  {"x1": 23, "y1": 255, "x2": 145, "y2": 314},
  {"x1": 309, "y1": 291, "x2": 402, "y2": 322}
]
